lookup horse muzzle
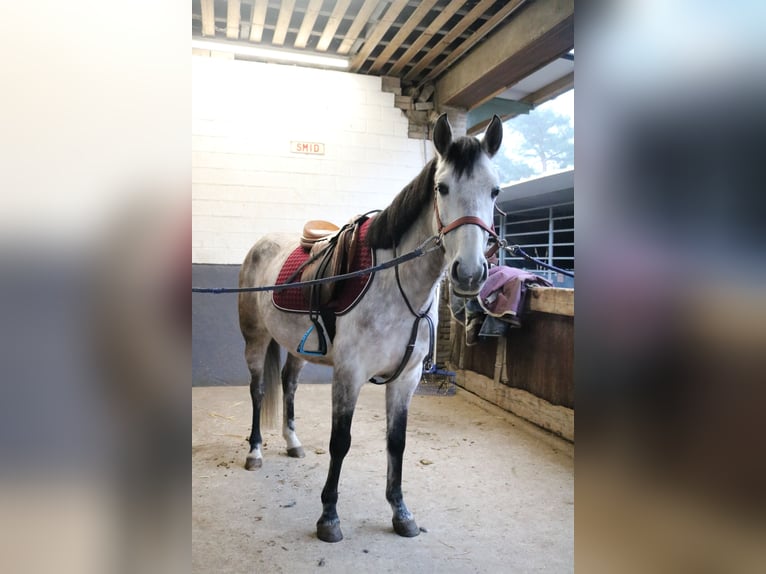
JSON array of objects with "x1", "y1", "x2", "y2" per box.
[{"x1": 450, "y1": 258, "x2": 488, "y2": 297}]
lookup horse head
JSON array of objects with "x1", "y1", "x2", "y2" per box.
[{"x1": 432, "y1": 113, "x2": 503, "y2": 297}]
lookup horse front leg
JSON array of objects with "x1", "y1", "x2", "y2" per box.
[
  {"x1": 386, "y1": 375, "x2": 420, "y2": 537},
  {"x1": 281, "y1": 354, "x2": 306, "y2": 458},
  {"x1": 316, "y1": 373, "x2": 363, "y2": 543}
]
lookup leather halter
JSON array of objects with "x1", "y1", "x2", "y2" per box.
[{"x1": 433, "y1": 190, "x2": 502, "y2": 258}]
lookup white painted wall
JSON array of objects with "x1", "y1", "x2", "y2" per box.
[{"x1": 192, "y1": 56, "x2": 432, "y2": 264}]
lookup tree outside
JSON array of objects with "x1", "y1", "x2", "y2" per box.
[{"x1": 496, "y1": 90, "x2": 574, "y2": 184}]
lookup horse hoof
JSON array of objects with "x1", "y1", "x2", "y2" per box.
[
  {"x1": 287, "y1": 446, "x2": 305, "y2": 458},
  {"x1": 245, "y1": 457, "x2": 262, "y2": 470},
  {"x1": 317, "y1": 520, "x2": 343, "y2": 543},
  {"x1": 393, "y1": 517, "x2": 420, "y2": 538}
]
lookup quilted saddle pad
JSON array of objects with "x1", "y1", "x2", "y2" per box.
[{"x1": 272, "y1": 218, "x2": 375, "y2": 314}]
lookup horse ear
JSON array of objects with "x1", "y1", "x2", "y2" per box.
[
  {"x1": 482, "y1": 115, "x2": 503, "y2": 158},
  {"x1": 432, "y1": 113, "x2": 452, "y2": 157}
]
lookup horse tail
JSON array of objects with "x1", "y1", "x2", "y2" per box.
[{"x1": 260, "y1": 339, "x2": 282, "y2": 429}]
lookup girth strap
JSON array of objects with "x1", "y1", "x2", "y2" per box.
[{"x1": 293, "y1": 212, "x2": 379, "y2": 357}]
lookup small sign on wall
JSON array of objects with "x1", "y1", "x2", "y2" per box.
[{"x1": 290, "y1": 141, "x2": 325, "y2": 155}]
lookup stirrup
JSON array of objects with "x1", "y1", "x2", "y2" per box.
[{"x1": 297, "y1": 320, "x2": 327, "y2": 356}]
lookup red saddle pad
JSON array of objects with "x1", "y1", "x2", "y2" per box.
[{"x1": 272, "y1": 218, "x2": 375, "y2": 314}]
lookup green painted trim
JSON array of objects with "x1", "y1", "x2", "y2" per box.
[{"x1": 467, "y1": 98, "x2": 533, "y2": 131}]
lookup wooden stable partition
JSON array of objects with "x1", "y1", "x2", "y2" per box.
[{"x1": 449, "y1": 287, "x2": 574, "y2": 441}]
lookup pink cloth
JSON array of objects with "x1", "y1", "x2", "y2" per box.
[{"x1": 478, "y1": 266, "x2": 551, "y2": 317}]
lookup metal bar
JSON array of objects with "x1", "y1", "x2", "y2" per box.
[
  {"x1": 505, "y1": 256, "x2": 575, "y2": 261},
  {"x1": 498, "y1": 210, "x2": 506, "y2": 265},
  {"x1": 505, "y1": 243, "x2": 552, "y2": 249},
  {"x1": 505, "y1": 230, "x2": 554, "y2": 238},
  {"x1": 548, "y1": 206, "x2": 554, "y2": 269},
  {"x1": 497, "y1": 201, "x2": 573, "y2": 214},
  {"x1": 506, "y1": 217, "x2": 550, "y2": 225}
]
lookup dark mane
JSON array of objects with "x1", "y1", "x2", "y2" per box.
[
  {"x1": 445, "y1": 136, "x2": 483, "y2": 179},
  {"x1": 367, "y1": 159, "x2": 436, "y2": 249},
  {"x1": 367, "y1": 135, "x2": 485, "y2": 249}
]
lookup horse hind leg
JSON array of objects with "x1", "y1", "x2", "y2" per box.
[
  {"x1": 243, "y1": 338, "x2": 281, "y2": 471},
  {"x1": 281, "y1": 354, "x2": 306, "y2": 458},
  {"x1": 385, "y1": 377, "x2": 420, "y2": 537}
]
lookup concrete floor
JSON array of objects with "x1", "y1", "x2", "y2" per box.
[{"x1": 193, "y1": 384, "x2": 573, "y2": 573}]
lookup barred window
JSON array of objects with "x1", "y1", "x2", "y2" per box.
[{"x1": 494, "y1": 201, "x2": 574, "y2": 288}]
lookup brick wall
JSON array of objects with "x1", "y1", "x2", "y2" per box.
[{"x1": 192, "y1": 56, "x2": 433, "y2": 264}]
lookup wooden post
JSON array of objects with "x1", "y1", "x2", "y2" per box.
[{"x1": 494, "y1": 338, "x2": 507, "y2": 385}]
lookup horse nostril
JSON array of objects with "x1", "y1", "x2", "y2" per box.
[
  {"x1": 481, "y1": 262, "x2": 488, "y2": 283},
  {"x1": 451, "y1": 260, "x2": 460, "y2": 280}
]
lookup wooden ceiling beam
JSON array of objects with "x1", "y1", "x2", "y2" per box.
[
  {"x1": 316, "y1": 0, "x2": 352, "y2": 52},
  {"x1": 201, "y1": 0, "x2": 216, "y2": 37},
  {"x1": 522, "y1": 71, "x2": 574, "y2": 107},
  {"x1": 226, "y1": 0, "x2": 241, "y2": 40},
  {"x1": 367, "y1": 0, "x2": 438, "y2": 74},
  {"x1": 249, "y1": 0, "x2": 268, "y2": 43},
  {"x1": 435, "y1": 0, "x2": 574, "y2": 109},
  {"x1": 272, "y1": 0, "x2": 296, "y2": 46},
  {"x1": 467, "y1": 72, "x2": 575, "y2": 135},
  {"x1": 294, "y1": 0, "x2": 324, "y2": 49},
  {"x1": 337, "y1": 0, "x2": 380, "y2": 56},
  {"x1": 424, "y1": 0, "x2": 527, "y2": 84},
  {"x1": 403, "y1": 0, "x2": 496, "y2": 83},
  {"x1": 349, "y1": 0, "x2": 409, "y2": 72},
  {"x1": 386, "y1": 0, "x2": 464, "y2": 77}
]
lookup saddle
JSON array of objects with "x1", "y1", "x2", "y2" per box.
[
  {"x1": 300, "y1": 220, "x2": 339, "y2": 250},
  {"x1": 299, "y1": 216, "x2": 364, "y2": 307},
  {"x1": 273, "y1": 213, "x2": 377, "y2": 356}
]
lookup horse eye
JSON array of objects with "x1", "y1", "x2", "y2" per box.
[
  {"x1": 491, "y1": 187, "x2": 500, "y2": 198},
  {"x1": 436, "y1": 184, "x2": 449, "y2": 196}
]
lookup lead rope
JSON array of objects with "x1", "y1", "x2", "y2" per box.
[
  {"x1": 369, "y1": 241, "x2": 435, "y2": 385},
  {"x1": 192, "y1": 234, "x2": 442, "y2": 294}
]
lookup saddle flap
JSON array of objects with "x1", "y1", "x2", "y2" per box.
[{"x1": 300, "y1": 216, "x2": 364, "y2": 307}]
